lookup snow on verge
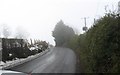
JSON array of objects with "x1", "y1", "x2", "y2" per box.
[{"x1": 0, "y1": 49, "x2": 50, "y2": 70}]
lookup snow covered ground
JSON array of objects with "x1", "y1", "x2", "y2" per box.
[
  {"x1": 0, "y1": 49, "x2": 50, "y2": 70},
  {"x1": 0, "y1": 61, "x2": 5, "y2": 69}
]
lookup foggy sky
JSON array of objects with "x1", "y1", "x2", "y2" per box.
[{"x1": 0, "y1": 0, "x2": 119, "y2": 45}]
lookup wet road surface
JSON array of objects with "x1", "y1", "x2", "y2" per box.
[{"x1": 9, "y1": 47, "x2": 76, "y2": 73}]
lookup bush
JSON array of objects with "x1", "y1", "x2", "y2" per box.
[{"x1": 77, "y1": 13, "x2": 120, "y2": 73}]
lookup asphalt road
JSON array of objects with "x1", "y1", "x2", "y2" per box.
[{"x1": 9, "y1": 47, "x2": 76, "y2": 73}]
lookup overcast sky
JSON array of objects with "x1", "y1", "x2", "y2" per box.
[{"x1": 0, "y1": 0, "x2": 119, "y2": 45}]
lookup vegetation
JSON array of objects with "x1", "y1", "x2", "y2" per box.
[
  {"x1": 52, "y1": 13, "x2": 120, "y2": 73},
  {"x1": 70, "y1": 13, "x2": 120, "y2": 73},
  {"x1": 2, "y1": 38, "x2": 49, "y2": 62},
  {"x1": 52, "y1": 20, "x2": 75, "y2": 47}
]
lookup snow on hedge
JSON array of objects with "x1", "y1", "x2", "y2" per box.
[{"x1": 0, "y1": 49, "x2": 50, "y2": 70}]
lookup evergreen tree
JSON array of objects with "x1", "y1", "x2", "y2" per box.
[{"x1": 52, "y1": 20, "x2": 75, "y2": 46}]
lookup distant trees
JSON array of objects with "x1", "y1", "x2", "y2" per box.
[
  {"x1": 0, "y1": 24, "x2": 11, "y2": 38},
  {"x1": 15, "y1": 27, "x2": 29, "y2": 39},
  {"x1": 0, "y1": 24, "x2": 29, "y2": 39},
  {"x1": 52, "y1": 20, "x2": 75, "y2": 46},
  {"x1": 3, "y1": 25, "x2": 11, "y2": 38}
]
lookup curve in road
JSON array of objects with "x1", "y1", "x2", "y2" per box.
[{"x1": 9, "y1": 47, "x2": 76, "y2": 73}]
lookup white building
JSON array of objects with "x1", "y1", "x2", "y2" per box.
[{"x1": 118, "y1": 1, "x2": 120, "y2": 14}]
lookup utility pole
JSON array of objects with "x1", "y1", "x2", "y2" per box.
[
  {"x1": 94, "y1": 18, "x2": 96, "y2": 24},
  {"x1": 82, "y1": 17, "x2": 89, "y2": 32},
  {"x1": 118, "y1": 1, "x2": 120, "y2": 14},
  {"x1": 84, "y1": 17, "x2": 87, "y2": 27}
]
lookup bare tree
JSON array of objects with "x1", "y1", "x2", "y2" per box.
[
  {"x1": 15, "y1": 26, "x2": 29, "y2": 39},
  {"x1": 2, "y1": 24, "x2": 11, "y2": 38}
]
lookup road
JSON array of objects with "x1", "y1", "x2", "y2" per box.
[{"x1": 9, "y1": 47, "x2": 76, "y2": 73}]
